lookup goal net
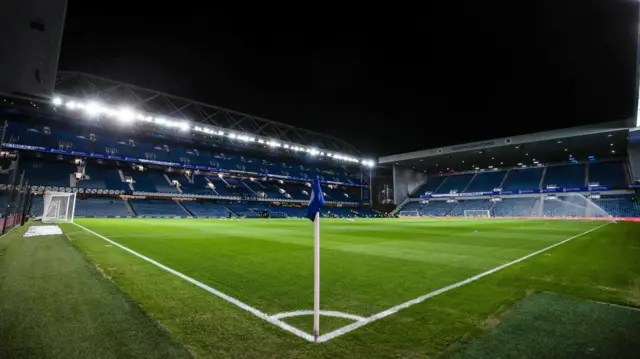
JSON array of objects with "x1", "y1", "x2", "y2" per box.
[
  {"x1": 398, "y1": 210, "x2": 420, "y2": 217},
  {"x1": 42, "y1": 191, "x2": 77, "y2": 223},
  {"x1": 464, "y1": 210, "x2": 491, "y2": 217}
]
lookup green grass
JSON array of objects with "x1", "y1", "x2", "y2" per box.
[
  {"x1": 0, "y1": 224, "x2": 192, "y2": 359},
  {"x1": 46, "y1": 217, "x2": 640, "y2": 358},
  {"x1": 2, "y1": 218, "x2": 637, "y2": 358},
  {"x1": 451, "y1": 292, "x2": 640, "y2": 358}
]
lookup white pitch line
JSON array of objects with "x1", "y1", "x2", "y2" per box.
[
  {"x1": 316, "y1": 222, "x2": 612, "y2": 343},
  {"x1": 71, "y1": 223, "x2": 315, "y2": 342},
  {"x1": 271, "y1": 310, "x2": 366, "y2": 322},
  {"x1": 589, "y1": 300, "x2": 640, "y2": 313}
]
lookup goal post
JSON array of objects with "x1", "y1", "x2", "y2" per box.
[
  {"x1": 42, "y1": 191, "x2": 76, "y2": 223},
  {"x1": 464, "y1": 210, "x2": 491, "y2": 218},
  {"x1": 398, "y1": 210, "x2": 420, "y2": 217}
]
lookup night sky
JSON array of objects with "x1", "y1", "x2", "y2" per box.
[{"x1": 58, "y1": 0, "x2": 639, "y2": 157}]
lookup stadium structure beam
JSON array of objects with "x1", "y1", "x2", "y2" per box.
[
  {"x1": 54, "y1": 72, "x2": 363, "y2": 156},
  {"x1": 378, "y1": 121, "x2": 632, "y2": 164}
]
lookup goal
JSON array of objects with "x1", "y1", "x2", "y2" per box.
[
  {"x1": 398, "y1": 210, "x2": 420, "y2": 217},
  {"x1": 42, "y1": 191, "x2": 77, "y2": 223},
  {"x1": 464, "y1": 210, "x2": 490, "y2": 218}
]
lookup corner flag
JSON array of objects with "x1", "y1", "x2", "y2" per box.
[
  {"x1": 306, "y1": 176, "x2": 325, "y2": 221},
  {"x1": 307, "y1": 176, "x2": 324, "y2": 342}
]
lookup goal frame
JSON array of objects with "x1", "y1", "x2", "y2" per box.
[
  {"x1": 398, "y1": 210, "x2": 420, "y2": 217},
  {"x1": 463, "y1": 209, "x2": 491, "y2": 218},
  {"x1": 42, "y1": 191, "x2": 77, "y2": 223}
]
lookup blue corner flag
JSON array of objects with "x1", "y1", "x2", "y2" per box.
[{"x1": 306, "y1": 176, "x2": 325, "y2": 221}]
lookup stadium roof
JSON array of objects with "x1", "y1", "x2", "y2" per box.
[
  {"x1": 379, "y1": 121, "x2": 634, "y2": 174},
  {"x1": 54, "y1": 72, "x2": 363, "y2": 157}
]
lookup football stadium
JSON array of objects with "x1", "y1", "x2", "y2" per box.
[{"x1": 1, "y1": 1, "x2": 640, "y2": 359}]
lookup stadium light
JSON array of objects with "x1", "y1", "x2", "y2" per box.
[
  {"x1": 117, "y1": 107, "x2": 135, "y2": 122},
  {"x1": 52, "y1": 94, "x2": 376, "y2": 167},
  {"x1": 84, "y1": 101, "x2": 103, "y2": 116}
]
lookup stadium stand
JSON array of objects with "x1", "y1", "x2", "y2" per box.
[
  {"x1": 501, "y1": 168, "x2": 543, "y2": 191},
  {"x1": 542, "y1": 164, "x2": 585, "y2": 189},
  {"x1": 593, "y1": 195, "x2": 640, "y2": 217},
  {"x1": 464, "y1": 171, "x2": 507, "y2": 192},
  {"x1": 24, "y1": 161, "x2": 74, "y2": 187},
  {"x1": 180, "y1": 201, "x2": 232, "y2": 218},
  {"x1": 129, "y1": 199, "x2": 188, "y2": 217},
  {"x1": 78, "y1": 162, "x2": 128, "y2": 190},
  {"x1": 448, "y1": 199, "x2": 492, "y2": 216},
  {"x1": 434, "y1": 174, "x2": 474, "y2": 194},
  {"x1": 588, "y1": 161, "x2": 627, "y2": 187},
  {"x1": 420, "y1": 201, "x2": 457, "y2": 216},
  {"x1": 411, "y1": 176, "x2": 447, "y2": 196},
  {"x1": 491, "y1": 198, "x2": 537, "y2": 217},
  {"x1": 75, "y1": 197, "x2": 131, "y2": 217}
]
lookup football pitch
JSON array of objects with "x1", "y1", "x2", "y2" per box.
[{"x1": 43, "y1": 217, "x2": 640, "y2": 358}]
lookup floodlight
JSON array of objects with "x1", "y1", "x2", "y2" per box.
[
  {"x1": 66, "y1": 101, "x2": 77, "y2": 109},
  {"x1": 155, "y1": 118, "x2": 166, "y2": 125},
  {"x1": 249, "y1": 137, "x2": 256, "y2": 142},
  {"x1": 229, "y1": 133, "x2": 237, "y2": 139},
  {"x1": 117, "y1": 107, "x2": 135, "y2": 122},
  {"x1": 52, "y1": 97, "x2": 63, "y2": 106},
  {"x1": 84, "y1": 101, "x2": 103, "y2": 116},
  {"x1": 180, "y1": 122, "x2": 190, "y2": 131}
]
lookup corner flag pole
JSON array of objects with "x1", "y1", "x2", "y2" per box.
[
  {"x1": 313, "y1": 211, "x2": 320, "y2": 341},
  {"x1": 307, "y1": 175, "x2": 324, "y2": 342}
]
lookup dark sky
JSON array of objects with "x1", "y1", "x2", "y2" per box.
[{"x1": 58, "y1": 0, "x2": 639, "y2": 157}]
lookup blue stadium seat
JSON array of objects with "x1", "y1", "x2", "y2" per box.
[
  {"x1": 465, "y1": 171, "x2": 506, "y2": 192},
  {"x1": 589, "y1": 161, "x2": 627, "y2": 187},
  {"x1": 420, "y1": 201, "x2": 457, "y2": 216},
  {"x1": 75, "y1": 198, "x2": 131, "y2": 217},
  {"x1": 181, "y1": 201, "x2": 232, "y2": 217},
  {"x1": 129, "y1": 199, "x2": 187, "y2": 217},
  {"x1": 593, "y1": 195, "x2": 640, "y2": 217},
  {"x1": 29, "y1": 195, "x2": 44, "y2": 216},
  {"x1": 77, "y1": 163, "x2": 129, "y2": 190},
  {"x1": 501, "y1": 168, "x2": 542, "y2": 191},
  {"x1": 448, "y1": 199, "x2": 492, "y2": 216},
  {"x1": 434, "y1": 174, "x2": 474, "y2": 194},
  {"x1": 542, "y1": 164, "x2": 585, "y2": 189},
  {"x1": 125, "y1": 170, "x2": 178, "y2": 193},
  {"x1": 24, "y1": 161, "x2": 74, "y2": 187},
  {"x1": 411, "y1": 176, "x2": 447, "y2": 196},
  {"x1": 491, "y1": 198, "x2": 537, "y2": 217}
]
